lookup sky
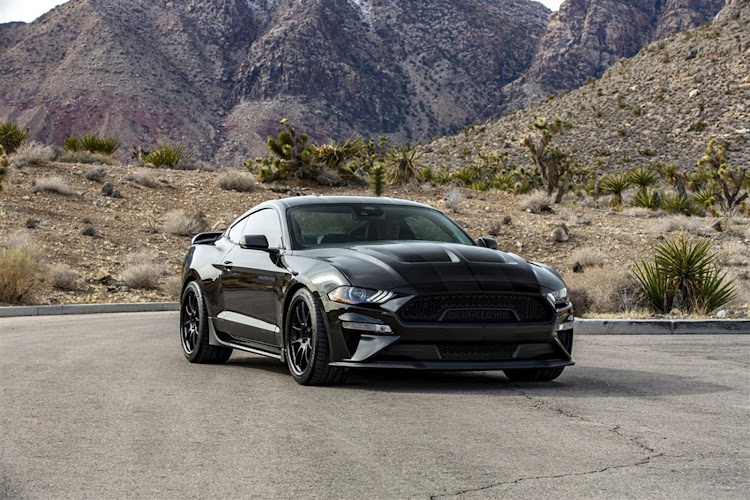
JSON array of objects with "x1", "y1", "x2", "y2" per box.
[{"x1": 1, "y1": 0, "x2": 564, "y2": 23}]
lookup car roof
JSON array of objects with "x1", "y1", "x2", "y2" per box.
[{"x1": 255, "y1": 195, "x2": 435, "y2": 211}]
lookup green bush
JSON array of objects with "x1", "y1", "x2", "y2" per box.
[
  {"x1": 0, "y1": 120, "x2": 30, "y2": 154},
  {"x1": 144, "y1": 143, "x2": 190, "y2": 168},
  {"x1": 632, "y1": 236, "x2": 735, "y2": 314}
]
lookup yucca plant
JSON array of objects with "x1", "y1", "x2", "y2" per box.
[
  {"x1": 633, "y1": 236, "x2": 735, "y2": 314},
  {"x1": 385, "y1": 144, "x2": 424, "y2": 185},
  {"x1": 433, "y1": 172, "x2": 452, "y2": 186},
  {"x1": 419, "y1": 167, "x2": 434, "y2": 182},
  {"x1": 599, "y1": 173, "x2": 632, "y2": 209},
  {"x1": 370, "y1": 164, "x2": 385, "y2": 196},
  {"x1": 313, "y1": 136, "x2": 364, "y2": 179},
  {"x1": 0, "y1": 120, "x2": 30, "y2": 154},
  {"x1": 66, "y1": 134, "x2": 120, "y2": 156},
  {"x1": 144, "y1": 143, "x2": 190, "y2": 168},
  {"x1": 662, "y1": 193, "x2": 703, "y2": 216},
  {"x1": 627, "y1": 167, "x2": 658, "y2": 192},
  {"x1": 631, "y1": 188, "x2": 661, "y2": 210}
]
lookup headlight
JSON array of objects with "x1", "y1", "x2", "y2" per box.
[
  {"x1": 328, "y1": 286, "x2": 395, "y2": 305},
  {"x1": 547, "y1": 287, "x2": 568, "y2": 306}
]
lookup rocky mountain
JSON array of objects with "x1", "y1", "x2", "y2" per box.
[
  {"x1": 0, "y1": 0, "x2": 549, "y2": 163},
  {"x1": 493, "y1": 0, "x2": 725, "y2": 115},
  {"x1": 422, "y1": 0, "x2": 749, "y2": 176}
]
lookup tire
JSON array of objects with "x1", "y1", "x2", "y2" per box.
[
  {"x1": 180, "y1": 281, "x2": 232, "y2": 364},
  {"x1": 503, "y1": 366, "x2": 565, "y2": 382},
  {"x1": 284, "y1": 288, "x2": 349, "y2": 386}
]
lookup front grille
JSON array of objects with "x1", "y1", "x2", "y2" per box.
[
  {"x1": 436, "y1": 343, "x2": 519, "y2": 361},
  {"x1": 398, "y1": 294, "x2": 553, "y2": 323}
]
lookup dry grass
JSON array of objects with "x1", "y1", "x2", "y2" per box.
[
  {"x1": 0, "y1": 247, "x2": 41, "y2": 304},
  {"x1": 32, "y1": 175, "x2": 74, "y2": 196},
  {"x1": 717, "y1": 241, "x2": 750, "y2": 267},
  {"x1": 164, "y1": 210, "x2": 209, "y2": 237},
  {"x1": 444, "y1": 189, "x2": 464, "y2": 213},
  {"x1": 564, "y1": 265, "x2": 644, "y2": 315},
  {"x1": 569, "y1": 247, "x2": 606, "y2": 268},
  {"x1": 121, "y1": 252, "x2": 167, "y2": 290},
  {"x1": 727, "y1": 277, "x2": 750, "y2": 311},
  {"x1": 216, "y1": 170, "x2": 256, "y2": 192},
  {"x1": 126, "y1": 169, "x2": 159, "y2": 188},
  {"x1": 656, "y1": 215, "x2": 713, "y2": 236},
  {"x1": 519, "y1": 191, "x2": 553, "y2": 214},
  {"x1": 85, "y1": 166, "x2": 107, "y2": 181},
  {"x1": 48, "y1": 263, "x2": 79, "y2": 291},
  {"x1": 9, "y1": 141, "x2": 56, "y2": 167},
  {"x1": 162, "y1": 275, "x2": 183, "y2": 300},
  {"x1": 57, "y1": 150, "x2": 120, "y2": 165}
]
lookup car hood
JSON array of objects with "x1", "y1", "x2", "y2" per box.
[{"x1": 296, "y1": 242, "x2": 551, "y2": 294}]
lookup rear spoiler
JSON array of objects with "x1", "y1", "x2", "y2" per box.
[{"x1": 191, "y1": 232, "x2": 223, "y2": 246}]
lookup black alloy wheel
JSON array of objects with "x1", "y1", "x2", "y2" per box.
[
  {"x1": 284, "y1": 288, "x2": 348, "y2": 385},
  {"x1": 180, "y1": 281, "x2": 232, "y2": 364}
]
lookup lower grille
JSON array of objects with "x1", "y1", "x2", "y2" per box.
[
  {"x1": 398, "y1": 294, "x2": 553, "y2": 323},
  {"x1": 436, "y1": 343, "x2": 519, "y2": 361}
]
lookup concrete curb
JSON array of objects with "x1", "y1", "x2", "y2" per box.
[
  {"x1": 0, "y1": 302, "x2": 179, "y2": 317},
  {"x1": 575, "y1": 318, "x2": 750, "y2": 335},
  {"x1": 1, "y1": 304, "x2": 748, "y2": 334}
]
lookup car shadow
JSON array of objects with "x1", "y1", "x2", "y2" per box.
[{"x1": 224, "y1": 354, "x2": 731, "y2": 398}]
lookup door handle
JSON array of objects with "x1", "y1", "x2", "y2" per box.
[{"x1": 223, "y1": 261, "x2": 233, "y2": 270}]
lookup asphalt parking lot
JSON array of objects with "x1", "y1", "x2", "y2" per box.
[{"x1": 1, "y1": 312, "x2": 748, "y2": 499}]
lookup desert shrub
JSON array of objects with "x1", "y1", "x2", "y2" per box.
[
  {"x1": 658, "y1": 215, "x2": 711, "y2": 236},
  {"x1": 568, "y1": 287, "x2": 593, "y2": 316},
  {"x1": 57, "y1": 150, "x2": 120, "y2": 165},
  {"x1": 164, "y1": 210, "x2": 209, "y2": 236},
  {"x1": 370, "y1": 164, "x2": 385, "y2": 196},
  {"x1": 569, "y1": 248, "x2": 606, "y2": 268},
  {"x1": 444, "y1": 189, "x2": 464, "y2": 213},
  {"x1": 0, "y1": 246, "x2": 40, "y2": 304},
  {"x1": 216, "y1": 170, "x2": 256, "y2": 192},
  {"x1": 65, "y1": 134, "x2": 120, "y2": 156},
  {"x1": 519, "y1": 191, "x2": 554, "y2": 214},
  {"x1": 144, "y1": 142, "x2": 191, "y2": 169},
  {"x1": 81, "y1": 223, "x2": 98, "y2": 237},
  {"x1": 48, "y1": 264, "x2": 79, "y2": 291},
  {"x1": 162, "y1": 275, "x2": 183, "y2": 300},
  {"x1": 632, "y1": 235, "x2": 735, "y2": 314},
  {"x1": 85, "y1": 166, "x2": 107, "y2": 181},
  {"x1": 0, "y1": 120, "x2": 30, "y2": 154},
  {"x1": 565, "y1": 266, "x2": 643, "y2": 314},
  {"x1": 9, "y1": 141, "x2": 56, "y2": 167},
  {"x1": 126, "y1": 169, "x2": 159, "y2": 188},
  {"x1": 32, "y1": 175, "x2": 74, "y2": 196},
  {"x1": 122, "y1": 252, "x2": 168, "y2": 290}
]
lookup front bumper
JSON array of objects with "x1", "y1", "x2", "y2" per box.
[{"x1": 324, "y1": 297, "x2": 575, "y2": 371}]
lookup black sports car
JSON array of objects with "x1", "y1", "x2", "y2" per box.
[{"x1": 180, "y1": 196, "x2": 574, "y2": 385}]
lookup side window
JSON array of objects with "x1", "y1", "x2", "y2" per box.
[
  {"x1": 227, "y1": 217, "x2": 248, "y2": 244},
  {"x1": 242, "y1": 209, "x2": 284, "y2": 248}
]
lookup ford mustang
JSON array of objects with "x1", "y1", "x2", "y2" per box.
[{"x1": 179, "y1": 196, "x2": 574, "y2": 385}]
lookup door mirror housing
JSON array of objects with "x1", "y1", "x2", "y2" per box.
[
  {"x1": 477, "y1": 237, "x2": 499, "y2": 250},
  {"x1": 240, "y1": 234, "x2": 270, "y2": 250}
]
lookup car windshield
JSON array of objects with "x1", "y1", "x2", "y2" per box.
[{"x1": 288, "y1": 204, "x2": 475, "y2": 249}]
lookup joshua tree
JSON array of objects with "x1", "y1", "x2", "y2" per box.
[
  {"x1": 519, "y1": 117, "x2": 574, "y2": 203},
  {"x1": 267, "y1": 119, "x2": 316, "y2": 179},
  {"x1": 696, "y1": 138, "x2": 747, "y2": 215}
]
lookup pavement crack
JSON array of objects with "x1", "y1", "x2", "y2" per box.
[{"x1": 429, "y1": 454, "x2": 664, "y2": 499}]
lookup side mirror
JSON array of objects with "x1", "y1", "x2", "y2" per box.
[
  {"x1": 477, "y1": 237, "x2": 499, "y2": 250},
  {"x1": 240, "y1": 234, "x2": 269, "y2": 250}
]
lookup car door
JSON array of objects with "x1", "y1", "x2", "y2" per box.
[{"x1": 216, "y1": 208, "x2": 289, "y2": 346}]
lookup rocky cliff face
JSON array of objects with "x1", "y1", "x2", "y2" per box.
[
  {"x1": 423, "y1": 0, "x2": 749, "y2": 177},
  {"x1": 0, "y1": 0, "x2": 549, "y2": 163},
  {"x1": 493, "y1": 0, "x2": 725, "y2": 115}
]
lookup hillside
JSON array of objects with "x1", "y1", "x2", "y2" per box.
[
  {"x1": 493, "y1": 0, "x2": 725, "y2": 115},
  {"x1": 0, "y1": 0, "x2": 549, "y2": 163},
  {"x1": 423, "y1": 1, "x2": 749, "y2": 176}
]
